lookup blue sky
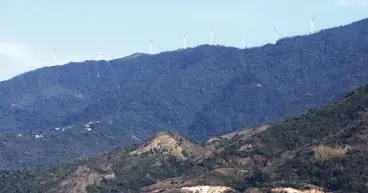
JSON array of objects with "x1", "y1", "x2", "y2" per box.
[{"x1": 0, "y1": 0, "x2": 368, "y2": 81}]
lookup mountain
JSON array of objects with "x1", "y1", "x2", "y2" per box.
[
  {"x1": 1, "y1": 85, "x2": 368, "y2": 193},
  {"x1": 129, "y1": 131, "x2": 212, "y2": 161},
  {"x1": 1, "y1": 18, "x2": 368, "y2": 168}
]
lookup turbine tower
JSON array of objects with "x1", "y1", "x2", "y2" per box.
[
  {"x1": 99, "y1": 47, "x2": 103, "y2": 60},
  {"x1": 96, "y1": 48, "x2": 101, "y2": 78},
  {"x1": 242, "y1": 36, "x2": 245, "y2": 49},
  {"x1": 53, "y1": 48, "x2": 57, "y2": 64},
  {"x1": 310, "y1": 17, "x2": 316, "y2": 34},
  {"x1": 273, "y1": 26, "x2": 279, "y2": 44},
  {"x1": 209, "y1": 29, "x2": 214, "y2": 45},
  {"x1": 149, "y1": 38, "x2": 154, "y2": 54},
  {"x1": 183, "y1": 34, "x2": 187, "y2": 49}
]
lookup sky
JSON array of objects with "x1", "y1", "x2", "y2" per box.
[{"x1": 0, "y1": 0, "x2": 368, "y2": 81}]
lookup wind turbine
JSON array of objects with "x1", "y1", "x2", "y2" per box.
[
  {"x1": 310, "y1": 17, "x2": 316, "y2": 34},
  {"x1": 99, "y1": 47, "x2": 103, "y2": 60},
  {"x1": 183, "y1": 34, "x2": 187, "y2": 49},
  {"x1": 273, "y1": 26, "x2": 279, "y2": 44},
  {"x1": 149, "y1": 38, "x2": 154, "y2": 54},
  {"x1": 53, "y1": 48, "x2": 57, "y2": 64},
  {"x1": 209, "y1": 29, "x2": 214, "y2": 45},
  {"x1": 96, "y1": 47, "x2": 101, "y2": 78},
  {"x1": 242, "y1": 36, "x2": 245, "y2": 49}
]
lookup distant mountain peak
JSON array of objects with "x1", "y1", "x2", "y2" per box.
[{"x1": 129, "y1": 131, "x2": 211, "y2": 160}]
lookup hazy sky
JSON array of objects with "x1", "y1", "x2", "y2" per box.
[{"x1": 0, "y1": 0, "x2": 368, "y2": 81}]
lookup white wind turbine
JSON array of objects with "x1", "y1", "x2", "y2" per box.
[
  {"x1": 310, "y1": 17, "x2": 316, "y2": 34},
  {"x1": 53, "y1": 48, "x2": 57, "y2": 64},
  {"x1": 183, "y1": 33, "x2": 187, "y2": 49},
  {"x1": 242, "y1": 36, "x2": 245, "y2": 49},
  {"x1": 149, "y1": 38, "x2": 154, "y2": 54},
  {"x1": 273, "y1": 26, "x2": 280, "y2": 44},
  {"x1": 99, "y1": 47, "x2": 103, "y2": 60},
  {"x1": 209, "y1": 29, "x2": 214, "y2": 45}
]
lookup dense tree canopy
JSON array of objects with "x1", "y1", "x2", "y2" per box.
[{"x1": 0, "y1": 18, "x2": 367, "y2": 168}]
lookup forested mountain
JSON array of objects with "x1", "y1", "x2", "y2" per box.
[
  {"x1": 0, "y1": 18, "x2": 368, "y2": 168},
  {"x1": 1, "y1": 85, "x2": 368, "y2": 193}
]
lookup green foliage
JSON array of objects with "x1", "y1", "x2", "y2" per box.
[
  {"x1": 0, "y1": 18, "x2": 368, "y2": 193},
  {"x1": 88, "y1": 155, "x2": 196, "y2": 192},
  {"x1": 1, "y1": 85, "x2": 368, "y2": 192},
  {"x1": 195, "y1": 85, "x2": 368, "y2": 192},
  {"x1": 0, "y1": 18, "x2": 368, "y2": 169},
  {"x1": 274, "y1": 149, "x2": 368, "y2": 192},
  {"x1": 251, "y1": 86, "x2": 368, "y2": 157},
  {"x1": 182, "y1": 149, "x2": 188, "y2": 157},
  {"x1": 0, "y1": 160, "x2": 83, "y2": 193}
]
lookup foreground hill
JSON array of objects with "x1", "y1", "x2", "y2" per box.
[
  {"x1": 1, "y1": 85, "x2": 368, "y2": 193},
  {"x1": 1, "y1": 18, "x2": 368, "y2": 168}
]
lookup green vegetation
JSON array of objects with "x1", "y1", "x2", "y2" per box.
[
  {"x1": 86, "y1": 155, "x2": 197, "y2": 193},
  {"x1": 311, "y1": 145, "x2": 348, "y2": 161},
  {"x1": 0, "y1": 17, "x2": 368, "y2": 169},
  {"x1": 211, "y1": 85, "x2": 368, "y2": 192},
  {"x1": 0, "y1": 17, "x2": 368, "y2": 193},
  {"x1": 0, "y1": 85, "x2": 368, "y2": 192}
]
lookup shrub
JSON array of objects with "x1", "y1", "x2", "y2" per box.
[{"x1": 311, "y1": 145, "x2": 349, "y2": 161}]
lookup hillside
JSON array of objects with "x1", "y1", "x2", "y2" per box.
[
  {"x1": 129, "y1": 132, "x2": 212, "y2": 160},
  {"x1": 0, "y1": 17, "x2": 368, "y2": 168},
  {"x1": 1, "y1": 85, "x2": 368, "y2": 193}
]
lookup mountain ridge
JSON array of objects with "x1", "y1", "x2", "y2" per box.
[{"x1": 0, "y1": 17, "x2": 368, "y2": 168}]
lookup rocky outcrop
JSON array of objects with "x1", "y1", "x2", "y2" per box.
[{"x1": 181, "y1": 186, "x2": 234, "y2": 193}]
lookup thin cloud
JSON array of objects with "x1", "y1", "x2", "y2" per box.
[
  {"x1": 0, "y1": 41, "x2": 46, "y2": 80},
  {"x1": 0, "y1": 41, "x2": 85, "y2": 81},
  {"x1": 0, "y1": 42, "x2": 37, "y2": 62}
]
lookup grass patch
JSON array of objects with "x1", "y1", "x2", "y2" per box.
[{"x1": 312, "y1": 145, "x2": 349, "y2": 161}]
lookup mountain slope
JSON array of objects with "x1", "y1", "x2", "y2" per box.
[
  {"x1": 0, "y1": 133, "x2": 208, "y2": 193},
  {"x1": 203, "y1": 85, "x2": 368, "y2": 193},
  {"x1": 1, "y1": 85, "x2": 368, "y2": 192},
  {"x1": 0, "y1": 18, "x2": 368, "y2": 168},
  {"x1": 138, "y1": 85, "x2": 368, "y2": 193},
  {"x1": 129, "y1": 132, "x2": 212, "y2": 160}
]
